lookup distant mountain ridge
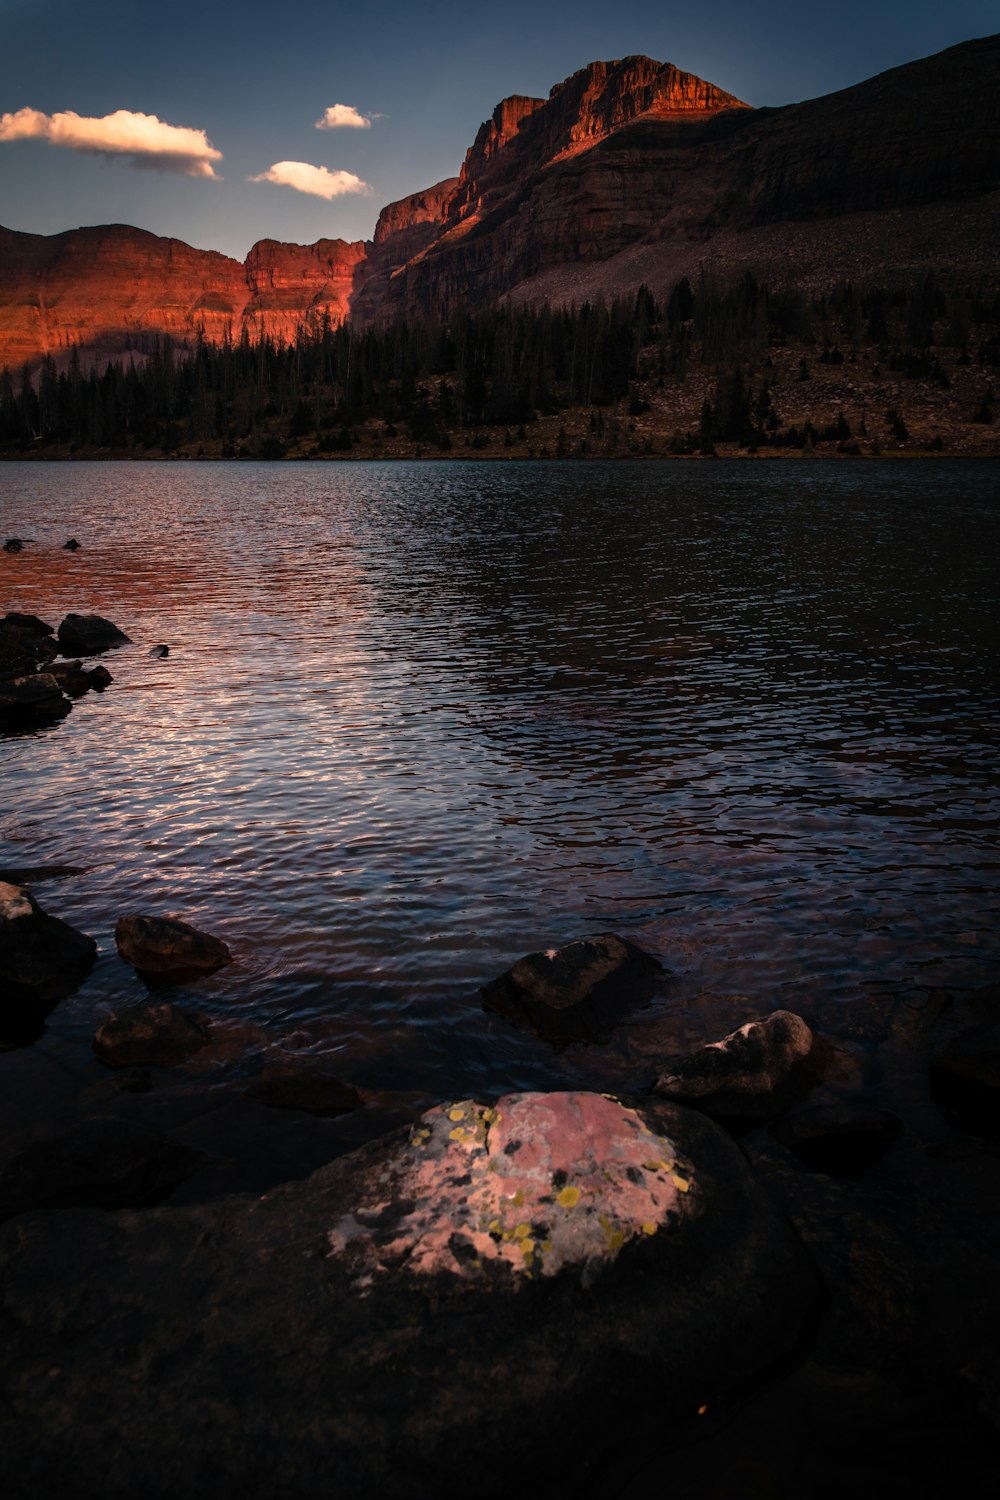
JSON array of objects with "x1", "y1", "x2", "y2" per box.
[{"x1": 1, "y1": 37, "x2": 998, "y2": 370}]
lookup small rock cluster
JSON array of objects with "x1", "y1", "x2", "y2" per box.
[{"x1": 0, "y1": 610, "x2": 125, "y2": 732}]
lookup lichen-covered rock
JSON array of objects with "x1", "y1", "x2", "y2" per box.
[
  {"x1": 93, "y1": 1001, "x2": 211, "y2": 1068},
  {"x1": 654, "y1": 1010, "x2": 830, "y2": 1125},
  {"x1": 0, "y1": 1091, "x2": 820, "y2": 1498},
  {"x1": 56, "y1": 612, "x2": 131, "y2": 655},
  {"x1": 0, "y1": 1116, "x2": 203, "y2": 1222},
  {"x1": 246, "y1": 1062, "x2": 362, "y2": 1117},
  {"x1": 0, "y1": 881, "x2": 96, "y2": 1042},
  {"x1": 481, "y1": 932, "x2": 663, "y2": 1042},
  {"x1": 114, "y1": 914, "x2": 231, "y2": 982}
]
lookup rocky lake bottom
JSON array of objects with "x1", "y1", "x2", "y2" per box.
[{"x1": 1, "y1": 459, "x2": 999, "y2": 1494}]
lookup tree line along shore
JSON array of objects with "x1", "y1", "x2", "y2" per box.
[{"x1": 2, "y1": 270, "x2": 998, "y2": 462}]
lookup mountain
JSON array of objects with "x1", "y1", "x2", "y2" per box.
[{"x1": 1, "y1": 37, "x2": 998, "y2": 371}]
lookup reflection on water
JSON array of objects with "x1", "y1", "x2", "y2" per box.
[{"x1": 1, "y1": 459, "x2": 998, "y2": 1098}]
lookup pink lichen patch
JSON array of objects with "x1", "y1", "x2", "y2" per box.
[{"x1": 327, "y1": 1091, "x2": 694, "y2": 1280}]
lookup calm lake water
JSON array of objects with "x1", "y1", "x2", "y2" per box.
[{"x1": 2, "y1": 459, "x2": 999, "y2": 1100}]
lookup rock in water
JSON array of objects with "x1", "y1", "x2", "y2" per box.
[
  {"x1": 1, "y1": 612, "x2": 53, "y2": 636},
  {"x1": 93, "y1": 1002, "x2": 210, "y2": 1067},
  {"x1": 0, "y1": 673, "x2": 72, "y2": 732},
  {"x1": 0, "y1": 881, "x2": 97, "y2": 1043},
  {"x1": 655, "y1": 1010, "x2": 830, "y2": 1125},
  {"x1": 2, "y1": 538, "x2": 23, "y2": 553},
  {"x1": 148, "y1": 643, "x2": 169, "y2": 658},
  {"x1": 114, "y1": 914, "x2": 231, "y2": 983},
  {"x1": 56, "y1": 612, "x2": 131, "y2": 655},
  {"x1": 246, "y1": 1062, "x2": 363, "y2": 1116},
  {"x1": 481, "y1": 932, "x2": 663, "y2": 1042},
  {"x1": 62, "y1": 538, "x2": 81, "y2": 551},
  {"x1": 0, "y1": 1091, "x2": 820, "y2": 1497},
  {"x1": 0, "y1": 622, "x2": 58, "y2": 678}
]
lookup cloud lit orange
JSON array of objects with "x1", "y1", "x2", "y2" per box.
[{"x1": 0, "y1": 107, "x2": 223, "y2": 176}]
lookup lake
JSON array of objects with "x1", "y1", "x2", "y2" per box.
[{"x1": 2, "y1": 458, "x2": 999, "y2": 1107}]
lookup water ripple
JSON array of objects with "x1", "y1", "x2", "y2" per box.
[{"x1": 2, "y1": 459, "x2": 999, "y2": 1093}]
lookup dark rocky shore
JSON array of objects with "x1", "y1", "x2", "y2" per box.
[{"x1": 1, "y1": 599, "x2": 999, "y2": 1497}]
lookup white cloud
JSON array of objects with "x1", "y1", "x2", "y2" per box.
[
  {"x1": 0, "y1": 106, "x2": 222, "y2": 176},
  {"x1": 248, "y1": 160, "x2": 371, "y2": 200},
  {"x1": 315, "y1": 103, "x2": 371, "y2": 130}
]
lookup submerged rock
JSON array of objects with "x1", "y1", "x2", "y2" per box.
[
  {"x1": 0, "y1": 1117, "x2": 203, "y2": 1222},
  {"x1": 3, "y1": 538, "x2": 23, "y2": 553},
  {"x1": 62, "y1": 538, "x2": 81, "y2": 551},
  {"x1": 481, "y1": 932, "x2": 663, "y2": 1043},
  {"x1": 246, "y1": 1062, "x2": 363, "y2": 1117},
  {"x1": 148, "y1": 643, "x2": 169, "y2": 658},
  {"x1": 0, "y1": 881, "x2": 96, "y2": 1043},
  {"x1": 93, "y1": 1001, "x2": 210, "y2": 1068},
  {"x1": 0, "y1": 1091, "x2": 820, "y2": 1497},
  {"x1": 56, "y1": 612, "x2": 131, "y2": 655},
  {"x1": 114, "y1": 914, "x2": 232, "y2": 983},
  {"x1": 654, "y1": 1010, "x2": 830, "y2": 1125}
]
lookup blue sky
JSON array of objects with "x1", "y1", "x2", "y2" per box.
[{"x1": 0, "y1": 0, "x2": 995, "y2": 260}]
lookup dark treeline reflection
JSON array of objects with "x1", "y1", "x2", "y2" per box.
[{"x1": 2, "y1": 270, "x2": 998, "y2": 454}]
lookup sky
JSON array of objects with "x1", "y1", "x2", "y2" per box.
[{"x1": 0, "y1": 0, "x2": 995, "y2": 261}]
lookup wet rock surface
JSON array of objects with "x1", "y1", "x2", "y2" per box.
[
  {"x1": 0, "y1": 1116, "x2": 203, "y2": 1222},
  {"x1": 0, "y1": 881, "x2": 96, "y2": 1043},
  {"x1": 93, "y1": 1001, "x2": 212, "y2": 1068},
  {"x1": 654, "y1": 1009, "x2": 831, "y2": 1124},
  {"x1": 1, "y1": 612, "x2": 53, "y2": 636},
  {"x1": 0, "y1": 672, "x2": 72, "y2": 731},
  {"x1": 55, "y1": 612, "x2": 131, "y2": 655},
  {"x1": 245, "y1": 1061, "x2": 363, "y2": 1116},
  {"x1": 768, "y1": 1095, "x2": 903, "y2": 1176},
  {"x1": 930, "y1": 1021, "x2": 1000, "y2": 1133},
  {"x1": 481, "y1": 931, "x2": 663, "y2": 1042},
  {"x1": 0, "y1": 1091, "x2": 821, "y2": 1499},
  {"x1": 114, "y1": 914, "x2": 232, "y2": 982}
]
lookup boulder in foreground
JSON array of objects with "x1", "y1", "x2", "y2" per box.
[
  {"x1": 0, "y1": 1116, "x2": 203, "y2": 1223},
  {"x1": 114, "y1": 914, "x2": 231, "y2": 983},
  {"x1": 0, "y1": 881, "x2": 96, "y2": 1043},
  {"x1": 481, "y1": 932, "x2": 663, "y2": 1042},
  {"x1": 0, "y1": 1091, "x2": 820, "y2": 1498},
  {"x1": 56, "y1": 612, "x2": 131, "y2": 655},
  {"x1": 655, "y1": 1010, "x2": 830, "y2": 1125}
]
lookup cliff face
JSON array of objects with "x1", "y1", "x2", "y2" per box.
[
  {"x1": 371, "y1": 36, "x2": 1000, "y2": 322},
  {"x1": 0, "y1": 224, "x2": 247, "y2": 369},
  {"x1": 0, "y1": 225, "x2": 365, "y2": 368},
  {"x1": 1, "y1": 36, "x2": 998, "y2": 369},
  {"x1": 243, "y1": 238, "x2": 366, "y2": 333}
]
